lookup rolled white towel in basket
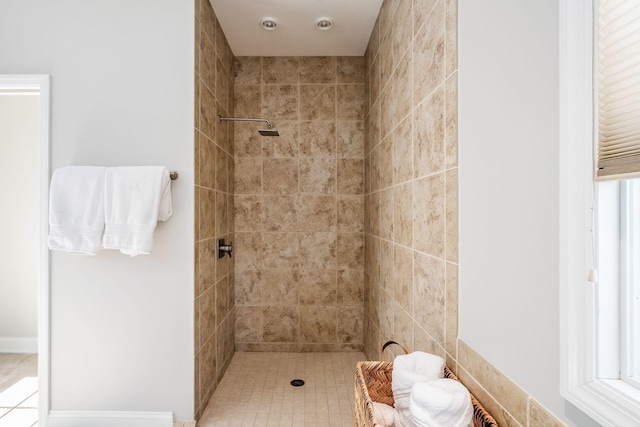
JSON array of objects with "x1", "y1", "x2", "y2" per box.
[
  {"x1": 392, "y1": 352, "x2": 445, "y2": 427},
  {"x1": 409, "y1": 379, "x2": 474, "y2": 427},
  {"x1": 372, "y1": 402, "x2": 395, "y2": 426}
]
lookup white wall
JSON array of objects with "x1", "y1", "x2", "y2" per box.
[
  {"x1": 0, "y1": 0, "x2": 194, "y2": 421},
  {"x1": 0, "y1": 94, "x2": 39, "y2": 348},
  {"x1": 458, "y1": 1, "x2": 598, "y2": 425}
]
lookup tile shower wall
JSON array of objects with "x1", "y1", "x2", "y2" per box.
[
  {"x1": 233, "y1": 56, "x2": 365, "y2": 352},
  {"x1": 363, "y1": 1, "x2": 564, "y2": 426},
  {"x1": 194, "y1": 0, "x2": 236, "y2": 419}
]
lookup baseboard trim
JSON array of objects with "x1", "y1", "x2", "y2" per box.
[
  {"x1": 48, "y1": 410, "x2": 173, "y2": 427},
  {"x1": 0, "y1": 336, "x2": 37, "y2": 353}
]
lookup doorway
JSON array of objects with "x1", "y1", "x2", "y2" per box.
[{"x1": 0, "y1": 75, "x2": 50, "y2": 427}]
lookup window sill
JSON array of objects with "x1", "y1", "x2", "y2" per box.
[{"x1": 563, "y1": 380, "x2": 640, "y2": 426}]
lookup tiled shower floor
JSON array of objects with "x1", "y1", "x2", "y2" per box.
[{"x1": 198, "y1": 352, "x2": 366, "y2": 426}]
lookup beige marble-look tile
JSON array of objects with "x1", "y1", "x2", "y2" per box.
[
  {"x1": 262, "y1": 232, "x2": 299, "y2": 269},
  {"x1": 263, "y1": 84, "x2": 298, "y2": 120},
  {"x1": 234, "y1": 232, "x2": 263, "y2": 269},
  {"x1": 338, "y1": 305, "x2": 363, "y2": 343},
  {"x1": 299, "y1": 269, "x2": 337, "y2": 305},
  {"x1": 413, "y1": 0, "x2": 445, "y2": 106},
  {"x1": 234, "y1": 57, "x2": 261, "y2": 84},
  {"x1": 198, "y1": 238, "x2": 217, "y2": 292},
  {"x1": 337, "y1": 84, "x2": 364, "y2": 121},
  {"x1": 233, "y1": 121, "x2": 261, "y2": 158},
  {"x1": 337, "y1": 120, "x2": 364, "y2": 158},
  {"x1": 214, "y1": 191, "x2": 229, "y2": 236},
  {"x1": 370, "y1": 143, "x2": 381, "y2": 192},
  {"x1": 233, "y1": 85, "x2": 260, "y2": 119},
  {"x1": 262, "y1": 158, "x2": 298, "y2": 194},
  {"x1": 379, "y1": 289, "x2": 395, "y2": 342},
  {"x1": 413, "y1": 173, "x2": 445, "y2": 257},
  {"x1": 194, "y1": 73, "x2": 201, "y2": 130},
  {"x1": 413, "y1": 86, "x2": 445, "y2": 178},
  {"x1": 234, "y1": 157, "x2": 261, "y2": 194},
  {"x1": 234, "y1": 306, "x2": 263, "y2": 343},
  {"x1": 445, "y1": 168, "x2": 458, "y2": 262},
  {"x1": 337, "y1": 57, "x2": 365, "y2": 83},
  {"x1": 299, "y1": 158, "x2": 336, "y2": 194},
  {"x1": 370, "y1": 55, "x2": 381, "y2": 109},
  {"x1": 262, "y1": 56, "x2": 299, "y2": 84},
  {"x1": 445, "y1": 262, "x2": 458, "y2": 357},
  {"x1": 445, "y1": 72, "x2": 458, "y2": 168},
  {"x1": 369, "y1": 191, "x2": 381, "y2": 237},
  {"x1": 393, "y1": 0, "x2": 413, "y2": 65},
  {"x1": 394, "y1": 182, "x2": 413, "y2": 247},
  {"x1": 413, "y1": 0, "x2": 439, "y2": 37},
  {"x1": 200, "y1": 28, "x2": 216, "y2": 92},
  {"x1": 262, "y1": 195, "x2": 297, "y2": 231},
  {"x1": 216, "y1": 58, "x2": 229, "y2": 111},
  {"x1": 445, "y1": 0, "x2": 458, "y2": 77},
  {"x1": 379, "y1": 31, "x2": 394, "y2": 90},
  {"x1": 199, "y1": 285, "x2": 216, "y2": 343},
  {"x1": 380, "y1": 83, "x2": 395, "y2": 141},
  {"x1": 234, "y1": 195, "x2": 261, "y2": 232},
  {"x1": 337, "y1": 159, "x2": 364, "y2": 195},
  {"x1": 263, "y1": 306, "x2": 299, "y2": 342},
  {"x1": 262, "y1": 120, "x2": 299, "y2": 158},
  {"x1": 299, "y1": 121, "x2": 336, "y2": 158},
  {"x1": 262, "y1": 269, "x2": 299, "y2": 305},
  {"x1": 414, "y1": 323, "x2": 446, "y2": 359},
  {"x1": 235, "y1": 269, "x2": 262, "y2": 305},
  {"x1": 380, "y1": 188, "x2": 394, "y2": 241},
  {"x1": 379, "y1": 137, "x2": 393, "y2": 190},
  {"x1": 529, "y1": 398, "x2": 564, "y2": 427},
  {"x1": 366, "y1": 235, "x2": 381, "y2": 286},
  {"x1": 300, "y1": 85, "x2": 336, "y2": 121},
  {"x1": 336, "y1": 232, "x2": 364, "y2": 270},
  {"x1": 458, "y1": 340, "x2": 528, "y2": 425},
  {"x1": 199, "y1": 133, "x2": 215, "y2": 189},
  {"x1": 300, "y1": 56, "x2": 336, "y2": 83},
  {"x1": 337, "y1": 268, "x2": 364, "y2": 304},
  {"x1": 215, "y1": 102, "x2": 230, "y2": 153},
  {"x1": 298, "y1": 195, "x2": 336, "y2": 232},
  {"x1": 393, "y1": 46, "x2": 413, "y2": 124},
  {"x1": 300, "y1": 306, "x2": 337, "y2": 342},
  {"x1": 414, "y1": 251, "x2": 445, "y2": 344},
  {"x1": 200, "y1": 81, "x2": 216, "y2": 141},
  {"x1": 214, "y1": 144, "x2": 228, "y2": 193},
  {"x1": 299, "y1": 232, "x2": 336, "y2": 269},
  {"x1": 195, "y1": 16, "x2": 201, "y2": 74},
  {"x1": 394, "y1": 245, "x2": 414, "y2": 314},
  {"x1": 394, "y1": 305, "x2": 415, "y2": 352},
  {"x1": 379, "y1": 238, "x2": 394, "y2": 293},
  {"x1": 337, "y1": 195, "x2": 364, "y2": 233},
  {"x1": 393, "y1": 113, "x2": 413, "y2": 185},
  {"x1": 198, "y1": 187, "x2": 216, "y2": 240},
  {"x1": 215, "y1": 276, "x2": 232, "y2": 327}
]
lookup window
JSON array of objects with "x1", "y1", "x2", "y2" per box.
[{"x1": 560, "y1": 0, "x2": 640, "y2": 425}]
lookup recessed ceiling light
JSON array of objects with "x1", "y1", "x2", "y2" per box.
[
  {"x1": 261, "y1": 18, "x2": 278, "y2": 31},
  {"x1": 316, "y1": 17, "x2": 333, "y2": 31}
]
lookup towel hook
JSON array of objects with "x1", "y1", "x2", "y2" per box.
[{"x1": 169, "y1": 171, "x2": 179, "y2": 180}]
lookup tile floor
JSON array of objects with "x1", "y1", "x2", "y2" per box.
[
  {"x1": 0, "y1": 354, "x2": 38, "y2": 427},
  {"x1": 198, "y1": 352, "x2": 366, "y2": 427}
]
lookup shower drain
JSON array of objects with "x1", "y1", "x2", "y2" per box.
[{"x1": 290, "y1": 379, "x2": 305, "y2": 387}]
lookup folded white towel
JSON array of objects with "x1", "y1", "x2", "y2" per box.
[
  {"x1": 372, "y1": 402, "x2": 395, "y2": 426},
  {"x1": 48, "y1": 166, "x2": 107, "y2": 255},
  {"x1": 392, "y1": 352, "x2": 445, "y2": 427},
  {"x1": 102, "y1": 166, "x2": 172, "y2": 256},
  {"x1": 409, "y1": 379, "x2": 473, "y2": 427}
]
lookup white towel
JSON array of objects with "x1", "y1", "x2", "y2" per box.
[
  {"x1": 48, "y1": 166, "x2": 107, "y2": 255},
  {"x1": 372, "y1": 402, "x2": 395, "y2": 426},
  {"x1": 392, "y1": 352, "x2": 445, "y2": 427},
  {"x1": 409, "y1": 379, "x2": 473, "y2": 427},
  {"x1": 102, "y1": 166, "x2": 172, "y2": 256}
]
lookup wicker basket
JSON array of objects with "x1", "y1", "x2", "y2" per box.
[{"x1": 354, "y1": 341, "x2": 498, "y2": 427}]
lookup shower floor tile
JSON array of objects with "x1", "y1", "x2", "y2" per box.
[{"x1": 198, "y1": 352, "x2": 366, "y2": 427}]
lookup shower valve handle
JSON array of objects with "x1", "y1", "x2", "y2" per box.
[{"x1": 217, "y1": 239, "x2": 233, "y2": 258}]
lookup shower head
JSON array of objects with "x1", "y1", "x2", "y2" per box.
[{"x1": 258, "y1": 128, "x2": 280, "y2": 136}]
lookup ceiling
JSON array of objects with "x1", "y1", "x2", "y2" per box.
[{"x1": 209, "y1": 0, "x2": 384, "y2": 57}]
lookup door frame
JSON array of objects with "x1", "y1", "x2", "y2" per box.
[{"x1": 0, "y1": 74, "x2": 51, "y2": 425}]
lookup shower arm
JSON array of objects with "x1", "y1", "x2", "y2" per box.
[{"x1": 218, "y1": 116, "x2": 274, "y2": 129}]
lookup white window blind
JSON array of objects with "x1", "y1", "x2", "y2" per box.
[{"x1": 597, "y1": 0, "x2": 640, "y2": 180}]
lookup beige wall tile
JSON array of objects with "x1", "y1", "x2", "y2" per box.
[
  {"x1": 412, "y1": 0, "x2": 444, "y2": 106},
  {"x1": 394, "y1": 245, "x2": 414, "y2": 314},
  {"x1": 263, "y1": 158, "x2": 298, "y2": 194},
  {"x1": 337, "y1": 232, "x2": 364, "y2": 270},
  {"x1": 337, "y1": 121, "x2": 365, "y2": 158},
  {"x1": 529, "y1": 398, "x2": 564, "y2": 427},
  {"x1": 263, "y1": 84, "x2": 298, "y2": 120},
  {"x1": 215, "y1": 144, "x2": 229, "y2": 192},
  {"x1": 413, "y1": 173, "x2": 445, "y2": 257},
  {"x1": 198, "y1": 187, "x2": 216, "y2": 239},
  {"x1": 216, "y1": 58, "x2": 229, "y2": 111},
  {"x1": 199, "y1": 285, "x2": 216, "y2": 344},
  {"x1": 393, "y1": 182, "x2": 413, "y2": 246},
  {"x1": 299, "y1": 85, "x2": 336, "y2": 120},
  {"x1": 234, "y1": 232, "x2": 263, "y2": 269},
  {"x1": 337, "y1": 269, "x2": 364, "y2": 304},
  {"x1": 234, "y1": 158, "x2": 261, "y2": 194},
  {"x1": 235, "y1": 306, "x2": 263, "y2": 342},
  {"x1": 380, "y1": 188, "x2": 394, "y2": 240},
  {"x1": 337, "y1": 196, "x2": 364, "y2": 233},
  {"x1": 199, "y1": 134, "x2": 215, "y2": 189},
  {"x1": 194, "y1": 73, "x2": 201, "y2": 130},
  {"x1": 413, "y1": 86, "x2": 444, "y2": 178},
  {"x1": 234, "y1": 269, "x2": 262, "y2": 305},
  {"x1": 380, "y1": 137, "x2": 394, "y2": 189},
  {"x1": 394, "y1": 305, "x2": 414, "y2": 352},
  {"x1": 263, "y1": 306, "x2": 299, "y2": 342},
  {"x1": 233, "y1": 85, "x2": 261, "y2": 117},
  {"x1": 298, "y1": 195, "x2": 336, "y2": 232},
  {"x1": 200, "y1": 81, "x2": 217, "y2": 141},
  {"x1": 393, "y1": 0, "x2": 413, "y2": 64},
  {"x1": 445, "y1": 262, "x2": 458, "y2": 356},
  {"x1": 380, "y1": 83, "x2": 395, "y2": 140},
  {"x1": 414, "y1": 323, "x2": 446, "y2": 359},
  {"x1": 337, "y1": 84, "x2": 364, "y2": 121},
  {"x1": 379, "y1": 32, "x2": 394, "y2": 90},
  {"x1": 380, "y1": 239, "x2": 394, "y2": 292},
  {"x1": 445, "y1": 0, "x2": 458, "y2": 77},
  {"x1": 337, "y1": 159, "x2": 364, "y2": 195},
  {"x1": 299, "y1": 269, "x2": 337, "y2": 305},
  {"x1": 234, "y1": 122, "x2": 262, "y2": 157},
  {"x1": 414, "y1": 251, "x2": 445, "y2": 344},
  {"x1": 262, "y1": 120, "x2": 299, "y2": 158},
  {"x1": 262, "y1": 57, "x2": 299, "y2": 84},
  {"x1": 445, "y1": 73, "x2": 458, "y2": 168},
  {"x1": 299, "y1": 121, "x2": 336, "y2": 158},
  {"x1": 300, "y1": 56, "x2": 336, "y2": 83},
  {"x1": 299, "y1": 158, "x2": 336, "y2": 194},
  {"x1": 198, "y1": 239, "x2": 217, "y2": 292},
  {"x1": 299, "y1": 232, "x2": 336, "y2": 269},
  {"x1": 338, "y1": 305, "x2": 364, "y2": 343},
  {"x1": 262, "y1": 232, "x2": 300, "y2": 269},
  {"x1": 393, "y1": 47, "x2": 413, "y2": 123},
  {"x1": 200, "y1": 31, "x2": 216, "y2": 93},
  {"x1": 393, "y1": 114, "x2": 413, "y2": 184},
  {"x1": 234, "y1": 195, "x2": 261, "y2": 232},
  {"x1": 445, "y1": 169, "x2": 458, "y2": 262},
  {"x1": 337, "y1": 57, "x2": 365, "y2": 83},
  {"x1": 300, "y1": 306, "x2": 337, "y2": 342},
  {"x1": 380, "y1": 289, "x2": 396, "y2": 342},
  {"x1": 234, "y1": 57, "x2": 261, "y2": 84},
  {"x1": 215, "y1": 276, "x2": 232, "y2": 327},
  {"x1": 262, "y1": 269, "x2": 299, "y2": 305},
  {"x1": 262, "y1": 195, "x2": 297, "y2": 231}
]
